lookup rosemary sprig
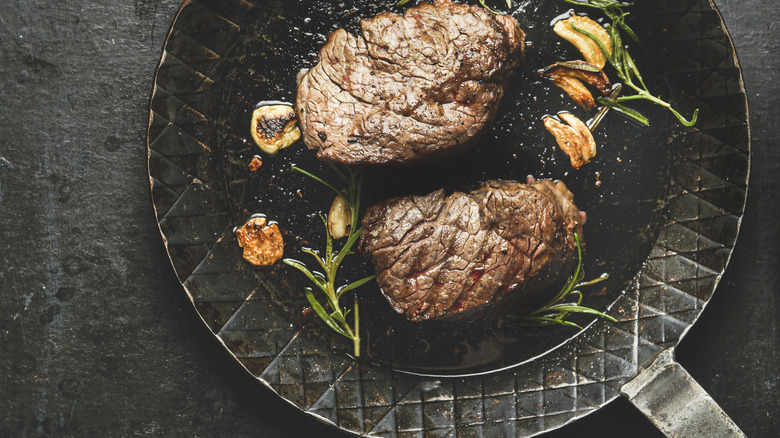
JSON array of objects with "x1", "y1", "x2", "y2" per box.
[
  {"x1": 560, "y1": 0, "x2": 699, "y2": 127},
  {"x1": 509, "y1": 233, "x2": 616, "y2": 329},
  {"x1": 283, "y1": 165, "x2": 375, "y2": 357}
]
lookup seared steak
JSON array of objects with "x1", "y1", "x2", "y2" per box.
[
  {"x1": 296, "y1": 0, "x2": 525, "y2": 165},
  {"x1": 359, "y1": 180, "x2": 584, "y2": 321}
]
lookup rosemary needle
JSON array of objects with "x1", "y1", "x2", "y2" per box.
[
  {"x1": 561, "y1": 0, "x2": 699, "y2": 127},
  {"x1": 283, "y1": 165, "x2": 375, "y2": 357},
  {"x1": 508, "y1": 233, "x2": 616, "y2": 329},
  {"x1": 588, "y1": 83, "x2": 622, "y2": 131}
]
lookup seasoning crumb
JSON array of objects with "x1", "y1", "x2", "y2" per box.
[
  {"x1": 249, "y1": 156, "x2": 263, "y2": 171},
  {"x1": 236, "y1": 216, "x2": 285, "y2": 266}
]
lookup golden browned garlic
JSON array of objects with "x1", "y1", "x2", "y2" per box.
[
  {"x1": 327, "y1": 195, "x2": 352, "y2": 240},
  {"x1": 543, "y1": 112, "x2": 597, "y2": 170},
  {"x1": 248, "y1": 156, "x2": 263, "y2": 171},
  {"x1": 250, "y1": 104, "x2": 301, "y2": 154},
  {"x1": 236, "y1": 216, "x2": 285, "y2": 266},
  {"x1": 539, "y1": 61, "x2": 612, "y2": 111},
  {"x1": 553, "y1": 15, "x2": 612, "y2": 69}
]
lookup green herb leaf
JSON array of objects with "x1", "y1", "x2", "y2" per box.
[
  {"x1": 476, "y1": 0, "x2": 499, "y2": 14},
  {"x1": 569, "y1": 21, "x2": 615, "y2": 67},
  {"x1": 577, "y1": 273, "x2": 609, "y2": 288},
  {"x1": 334, "y1": 226, "x2": 364, "y2": 267},
  {"x1": 291, "y1": 165, "x2": 345, "y2": 199},
  {"x1": 302, "y1": 247, "x2": 328, "y2": 271},
  {"x1": 670, "y1": 107, "x2": 699, "y2": 127},
  {"x1": 509, "y1": 233, "x2": 614, "y2": 329},
  {"x1": 556, "y1": 61, "x2": 602, "y2": 73},
  {"x1": 284, "y1": 259, "x2": 328, "y2": 292},
  {"x1": 596, "y1": 96, "x2": 650, "y2": 126},
  {"x1": 561, "y1": 0, "x2": 698, "y2": 127},
  {"x1": 616, "y1": 15, "x2": 639, "y2": 42},
  {"x1": 286, "y1": 164, "x2": 372, "y2": 357},
  {"x1": 545, "y1": 304, "x2": 618, "y2": 322},
  {"x1": 338, "y1": 274, "x2": 377, "y2": 297},
  {"x1": 624, "y1": 51, "x2": 647, "y2": 90},
  {"x1": 305, "y1": 288, "x2": 349, "y2": 337},
  {"x1": 330, "y1": 309, "x2": 348, "y2": 327},
  {"x1": 512, "y1": 316, "x2": 584, "y2": 330}
]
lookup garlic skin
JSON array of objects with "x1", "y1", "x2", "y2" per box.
[
  {"x1": 328, "y1": 195, "x2": 352, "y2": 240},
  {"x1": 554, "y1": 15, "x2": 612, "y2": 69},
  {"x1": 543, "y1": 112, "x2": 597, "y2": 170},
  {"x1": 250, "y1": 104, "x2": 301, "y2": 154}
]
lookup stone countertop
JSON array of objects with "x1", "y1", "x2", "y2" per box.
[{"x1": 0, "y1": 1, "x2": 776, "y2": 437}]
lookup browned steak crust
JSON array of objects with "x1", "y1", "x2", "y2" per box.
[
  {"x1": 296, "y1": 0, "x2": 525, "y2": 165},
  {"x1": 359, "y1": 180, "x2": 584, "y2": 321}
]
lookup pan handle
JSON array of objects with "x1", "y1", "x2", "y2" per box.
[{"x1": 620, "y1": 349, "x2": 745, "y2": 437}]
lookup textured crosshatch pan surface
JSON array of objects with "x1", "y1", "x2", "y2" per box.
[{"x1": 147, "y1": 0, "x2": 749, "y2": 436}]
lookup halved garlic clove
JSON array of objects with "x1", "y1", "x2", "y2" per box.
[
  {"x1": 236, "y1": 216, "x2": 285, "y2": 266},
  {"x1": 547, "y1": 74, "x2": 598, "y2": 110},
  {"x1": 250, "y1": 104, "x2": 301, "y2": 155},
  {"x1": 539, "y1": 61, "x2": 612, "y2": 110},
  {"x1": 543, "y1": 112, "x2": 597, "y2": 170},
  {"x1": 544, "y1": 61, "x2": 613, "y2": 95},
  {"x1": 554, "y1": 15, "x2": 612, "y2": 69},
  {"x1": 328, "y1": 195, "x2": 352, "y2": 240}
]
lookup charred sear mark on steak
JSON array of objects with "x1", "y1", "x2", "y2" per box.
[
  {"x1": 296, "y1": 0, "x2": 526, "y2": 165},
  {"x1": 359, "y1": 180, "x2": 585, "y2": 322}
]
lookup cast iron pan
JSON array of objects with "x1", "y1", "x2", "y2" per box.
[{"x1": 147, "y1": 0, "x2": 750, "y2": 435}]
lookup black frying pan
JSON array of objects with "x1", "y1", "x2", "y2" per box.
[{"x1": 147, "y1": 0, "x2": 749, "y2": 435}]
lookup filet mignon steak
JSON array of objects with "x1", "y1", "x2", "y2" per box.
[
  {"x1": 296, "y1": 0, "x2": 526, "y2": 165},
  {"x1": 359, "y1": 180, "x2": 584, "y2": 321}
]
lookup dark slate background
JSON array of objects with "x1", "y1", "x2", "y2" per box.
[{"x1": 0, "y1": 0, "x2": 776, "y2": 437}]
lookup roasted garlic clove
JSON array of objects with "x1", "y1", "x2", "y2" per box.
[
  {"x1": 236, "y1": 216, "x2": 285, "y2": 266},
  {"x1": 543, "y1": 112, "x2": 597, "y2": 170},
  {"x1": 327, "y1": 195, "x2": 352, "y2": 240},
  {"x1": 539, "y1": 61, "x2": 612, "y2": 110},
  {"x1": 250, "y1": 104, "x2": 301, "y2": 155},
  {"x1": 554, "y1": 15, "x2": 612, "y2": 69},
  {"x1": 549, "y1": 74, "x2": 597, "y2": 110}
]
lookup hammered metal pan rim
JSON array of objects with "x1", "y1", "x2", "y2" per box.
[
  {"x1": 660, "y1": 0, "x2": 751, "y2": 355},
  {"x1": 146, "y1": 0, "x2": 751, "y2": 436},
  {"x1": 143, "y1": 2, "x2": 351, "y2": 434}
]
